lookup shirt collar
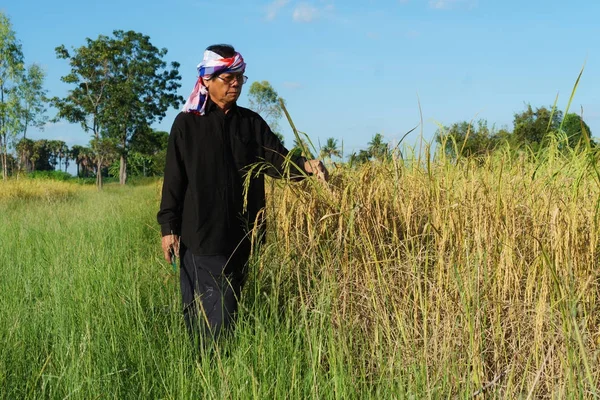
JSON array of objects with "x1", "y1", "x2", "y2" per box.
[{"x1": 205, "y1": 96, "x2": 240, "y2": 117}]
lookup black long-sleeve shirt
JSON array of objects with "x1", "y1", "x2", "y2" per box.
[{"x1": 157, "y1": 98, "x2": 306, "y2": 256}]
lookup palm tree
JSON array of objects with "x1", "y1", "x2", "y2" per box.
[
  {"x1": 349, "y1": 149, "x2": 371, "y2": 167},
  {"x1": 57, "y1": 141, "x2": 68, "y2": 172},
  {"x1": 79, "y1": 147, "x2": 94, "y2": 178},
  {"x1": 64, "y1": 148, "x2": 70, "y2": 173},
  {"x1": 367, "y1": 133, "x2": 388, "y2": 162},
  {"x1": 71, "y1": 145, "x2": 93, "y2": 177},
  {"x1": 319, "y1": 137, "x2": 341, "y2": 163},
  {"x1": 47, "y1": 140, "x2": 64, "y2": 170},
  {"x1": 15, "y1": 138, "x2": 34, "y2": 173},
  {"x1": 70, "y1": 145, "x2": 82, "y2": 177},
  {"x1": 31, "y1": 139, "x2": 51, "y2": 171},
  {"x1": 292, "y1": 136, "x2": 315, "y2": 159}
]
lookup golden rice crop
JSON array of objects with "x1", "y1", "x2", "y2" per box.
[{"x1": 259, "y1": 144, "x2": 600, "y2": 397}]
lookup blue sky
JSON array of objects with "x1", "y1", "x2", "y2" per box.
[{"x1": 3, "y1": 0, "x2": 599, "y2": 157}]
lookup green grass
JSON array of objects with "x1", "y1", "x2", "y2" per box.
[{"x1": 0, "y1": 183, "x2": 414, "y2": 399}]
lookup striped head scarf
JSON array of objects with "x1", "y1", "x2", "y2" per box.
[{"x1": 182, "y1": 50, "x2": 246, "y2": 115}]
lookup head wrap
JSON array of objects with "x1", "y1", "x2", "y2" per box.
[{"x1": 182, "y1": 50, "x2": 246, "y2": 115}]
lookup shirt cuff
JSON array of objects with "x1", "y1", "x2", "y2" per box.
[{"x1": 161, "y1": 222, "x2": 180, "y2": 236}]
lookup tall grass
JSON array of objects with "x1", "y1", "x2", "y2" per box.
[
  {"x1": 269, "y1": 138, "x2": 600, "y2": 397},
  {"x1": 0, "y1": 178, "x2": 89, "y2": 201},
  {"x1": 1, "y1": 140, "x2": 598, "y2": 398}
]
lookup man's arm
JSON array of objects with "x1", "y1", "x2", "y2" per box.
[{"x1": 157, "y1": 115, "x2": 188, "y2": 261}]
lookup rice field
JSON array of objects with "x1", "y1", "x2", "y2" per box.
[{"x1": 1, "y1": 142, "x2": 599, "y2": 398}]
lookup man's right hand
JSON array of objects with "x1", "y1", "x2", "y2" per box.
[
  {"x1": 303, "y1": 159, "x2": 329, "y2": 182},
  {"x1": 162, "y1": 234, "x2": 180, "y2": 263}
]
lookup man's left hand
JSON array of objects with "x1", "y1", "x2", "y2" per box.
[{"x1": 304, "y1": 159, "x2": 329, "y2": 182}]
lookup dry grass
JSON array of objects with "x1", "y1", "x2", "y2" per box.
[
  {"x1": 0, "y1": 178, "x2": 89, "y2": 202},
  {"x1": 259, "y1": 144, "x2": 600, "y2": 397}
]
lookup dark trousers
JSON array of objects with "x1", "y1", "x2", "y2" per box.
[{"x1": 179, "y1": 244, "x2": 248, "y2": 341}]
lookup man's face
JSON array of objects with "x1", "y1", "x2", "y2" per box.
[{"x1": 204, "y1": 72, "x2": 246, "y2": 108}]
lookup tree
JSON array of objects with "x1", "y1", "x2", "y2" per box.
[
  {"x1": 560, "y1": 113, "x2": 594, "y2": 149},
  {"x1": 90, "y1": 137, "x2": 118, "y2": 179},
  {"x1": 4, "y1": 153, "x2": 16, "y2": 175},
  {"x1": 53, "y1": 30, "x2": 183, "y2": 188},
  {"x1": 110, "y1": 127, "x2": 169, "y2": 178},
  {"x1": 0, "y1": 12, "x2": 24, "y2": 179},
  {"x1": 70, "y1": 145, "x2": 93, "y2": 177},
  {"x1": 128, "y1": 128, "x2": 169, "y2": 176},
  {"x1": 292, "y1": 136, "x2": 315, "y2": 159},
  {"x1": 102, "y1": 30, "x2": 182, "y2": 185},
  {"x1": 349, "y1": 149, "x2": 371, "y2": 166},
  {"x1": 15, "y1": 137, "x2": 33, "y2": 172},
  {"x1": 247, "y1": 80, "x2": 284, "y2": 142},
  {"x1": 319, "y1": 137, "x2": 341, "y2": 163},
  {"x1": 46, "y1": 140, "x2": 68, "y2": 171},
  {"x1": 129, "y1": 127, "x2": 168, "y2": 156},
  {"x1": 19, "y1": 63, "x2": 47, "y2": 139},
  {"x1": 57, "y1": 141, "x2": 68, "y2": 172},
  {"x1": 70, "y1": 145, "x2": 82, "y2": 177},
  {"x1": 367, "y1": 133, "x2": 389, "y2": 162},
  {"x1": 512, "y1": 104, "x2": 562, "y2": 149},
  {"x1": 30, "y1": 139, "x2": 52, "y2": 171},
  {"x1": 435, "y1": 119, "x2": 500, "y2": 158},
  {"x1": 63, "y1": 147, "x2": 70, "y2": 173},
  {"x1": 52, "y1": 34, "x2": 112, "y2": 188}
]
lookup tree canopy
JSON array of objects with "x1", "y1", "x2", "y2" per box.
[
  {"x1": 247, "y1": 80, "x2": 285, "y2": 143},
  {"x1": 349, "y1": 133, "x2": 390, "y2": 166},
  {"x1": 0, "y1": 12, "x2": 24, "y2": 179},
  {"x1": 436, "y1": 104, "x2": 594, "y2": 159},
  {"x1": 0, "y1": 12, "x2": 48, "y2": 179},
  {"x1": 560, "y1": 113, "x2": 594, "y2": 149},
  {"x1": 512, "y1": 104, "x2": 562, "y2": 149},
  {"x1": 19, "y1": 63, "x2": 47, "y2": 139},
  {"x1": 435, "y1": 119, "x2": 506, "y2": 158},
  {"x1": 320, "y1": 137, "x2": 341, "y2": 162},
  {"x1": 53, "y1": 30, "x2": 183, "y2": 187}
]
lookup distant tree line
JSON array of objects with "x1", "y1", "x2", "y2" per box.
[
  {"x1": 51, "y1": 30, "x2": 182, "y2": 188},
  {"x1": 435, "y1": 104, "x2": 594, "y2": 158},
  {"x1": 246, "y1": 81, "x2": 597, "y2": 168},
  {"x1": 1, "y1": 10, "x2": 596, "y2": 185},
  {"x1": 1, "y1": 11, "x2": 182, "y2": 187},
  {"x1": 341, "y1": 104, "x2": 595, "y2": 167},
  {"x1": 0, "y1": 12, "x2": 47, "y2": 180},
  {"x1": 3, "y1": 130, "x2": 169, "y2": 179}
]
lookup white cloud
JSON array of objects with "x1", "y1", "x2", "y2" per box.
[
  {"x1": 283, "y1": 81, "x2": 302, "y2": 89},
  {"x1": 429, "y1": 0, "x2": 477, "y2": 10},
  {"x1": 265, "y1": 1, "x2": 334, "y2": 23},
  {"x1": 42, "y1": 121, "x2": 67, "y2": 129},
  {"x1": 429, "y1": 0, "x2": 448, "y2": 9},
  {"x1": 266, "y1": 0, "x2": 290, "y2": 21},
  {"x1": 293, "y1": 2, "x2": 319, "y2": 22}
]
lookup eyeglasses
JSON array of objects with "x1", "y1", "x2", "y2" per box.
[{"x1": 216, "y1": 74, "x2": 248, "y2": 85}]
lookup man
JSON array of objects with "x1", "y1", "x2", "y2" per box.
[{"x1": 157, "y1": 44, "x2": 328, "y2": 340}]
